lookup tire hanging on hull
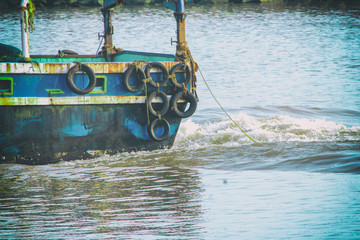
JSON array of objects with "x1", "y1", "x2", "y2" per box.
[
  {"x1": 122, "y1": 65, "x2": 146, "y2": 93},
  {"x1": 169, "y1": 63, "x2": 191, "y2": 89},
  {"x1": 146, "y1": 91, "x2": 170, "y2": 117},
  {"x1": 148, "y1": 118, "x2": 171, "y2": 142},
  {"x1": 170, "y1": 91, "x2": 197, "y2": 118},
  {"x1": 66, "y1": 64, "x2": 96, "y2": 95},
  {"x1": 145, "y1": 62, "x2": 169, "y2": 88}
]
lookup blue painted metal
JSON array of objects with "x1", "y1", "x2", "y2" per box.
[
  {"x1": 103, "y1": 0, "x2": 119, "y2": 9},
  {"x1": 163, "y1": 1, "x2": 176, "y2": 11},
  {"x1": 0, "y1": 104, "x2": 182, "y2": 164},
  {"x1": 163, "y1": 0, "x2": 186, "y2": 16},
  {"x1": 177, "y1": 0, "x2": 185, "y2": 13}
]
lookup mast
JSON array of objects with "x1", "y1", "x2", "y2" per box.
[
  {"x1": 101, "y1": 0, "x2": 123, "y2": 61},
  {"x1": 172, "y1": 0, "x2": 191, "y2": 62},
  {"x1": 20, "y1": 0, "x2": 32, "y2": 60},
  {"x1": 174, "y1": 0, "x2": 186, "y2": 49},
  {"x1": 163, "y1": 0, "x2": 188, "y2": 59}
]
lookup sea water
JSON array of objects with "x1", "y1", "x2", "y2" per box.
[{"x1": 0, "y1": 3, "x2": 360, "y2": 239}]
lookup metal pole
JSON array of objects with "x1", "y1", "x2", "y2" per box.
[
  {"x1": 20, "y1": 0, "x2": 30, "y2": 59},
  {"x1": 175, "y1": 0, "x2": 186, "y2": 47},
  {"x1": 101, "y1": 7, "x2": 114, "y2": 61}
]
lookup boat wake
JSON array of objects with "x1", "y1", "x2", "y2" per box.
[
  {"x1": 175, "y1": 113, "x2": 360, "y2": 148},
  {"x1": 171, "y1": 113, "x2": 360, "y2": 174}
]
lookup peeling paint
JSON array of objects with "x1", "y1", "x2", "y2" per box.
[
  {"x1": 0, "y1": 61, "x2": 179, "y2": 74},
  {"x1": 0, "y1": 95, "x2": 182, "y2": 106}
]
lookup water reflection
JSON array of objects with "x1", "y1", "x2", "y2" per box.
[{"x1": 0, "y1": 155, "x2": 203, "y2": 239}]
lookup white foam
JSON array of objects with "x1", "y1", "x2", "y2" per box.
[{"x1": 175, "y1": 114, "x2": 360, "y2": 148}]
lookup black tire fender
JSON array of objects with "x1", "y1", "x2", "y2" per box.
[
  {"x1": 145, "y1": 62, "x2": 169, "y2": 88},
  {"x1": 66, "y1": 64, "x2": 96, "y2": 95},
  {"x1": 148, "y1": 118, "x2": 170, "y2": 142},
  {"x1": 169, "y1": 63, "x2": 191, "y2": 89},
  {"x1": 170, "y1": 91, "x2": 197, "y2": 118},
  {"x1": 123, "y1": 65, "x2": 146, "y2": 93},
  {"x1": 146, "y1": 91, "x2": 169, "y2": 116},
  {"x1": 60, "y1": 49, "x2": 78, "y2": 55}
]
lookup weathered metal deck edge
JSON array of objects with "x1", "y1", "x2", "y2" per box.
[{"x1": 0, "y1": 96, "x2": 147, "y2": 106}]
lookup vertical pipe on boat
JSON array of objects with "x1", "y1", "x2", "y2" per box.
[
  {"x1": 177, "y1": 0, "x2": 185, "y2": 13},
  {"x1": 175, "y1": 0, "x2": 186, "y2": 46},
  {"x1": 20, "y1": 0, "x2": 30, "y2": 59},
  {"x1": 174, "y1": 0, "x2": 187, "y2": 60},
  {"x1": 101, "y1": 0, "x2": 123, "y2": 61},
  {"x1": 101, "y1": 7, "x2": 114, "y2": 61}
]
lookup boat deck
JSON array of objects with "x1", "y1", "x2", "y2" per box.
[{"x1": 30, "y1": 50, "x2": 176, "y2": 63}]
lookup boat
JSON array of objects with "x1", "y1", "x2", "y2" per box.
[{"x1": 0, "y1": 0, "x2": 198, "y2": 164}]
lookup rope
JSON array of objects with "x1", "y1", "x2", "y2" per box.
[
  {"x1": 198, "y1": 67, "x2": 259, "y2": 144},
  {"x1": 127, "y1": 60, "x2": 152, "y2": 125},
  {"x1": 96, "y1": 36, "x2": 103, "y2": 55},
  {"x1": 22, "y1": 0, "x2": 36, "y2": 33},
  {"x1": 143, "y1": 77, "x2": 151, "y2": 126},
  {"x1": 175, "y1": 42, "x2": 199, "y2": 101},
  {"x1": 133, "y1": 60, "x2": 148, "y2": 70},
  {"x1": 175, "y1": 42, "x2": 257, "y2": 143},
  {"x1": 182, "y1": 82, "x2": 188, "y2": 94}
]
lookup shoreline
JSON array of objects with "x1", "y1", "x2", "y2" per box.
[{"x1": 1, "y1": 0, "x2": 359, "y2": 9}]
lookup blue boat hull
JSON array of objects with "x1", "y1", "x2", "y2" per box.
[
  {"x1": 0, "y1": 54, "x2": 195, "y2": 164},
  {"x1": 0, "y1": 103, "x2": 181, "y2": 164}
]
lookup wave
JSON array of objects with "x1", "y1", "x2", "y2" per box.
[
  {"x1": 175, "y1": 113, "x2": 360, "y2": 148},
  {"x1": 172, "y1": 113, "x2": 360, "y2": 174}
]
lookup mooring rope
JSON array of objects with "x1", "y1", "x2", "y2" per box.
[
  {"x1": 175, "y1": 41, "x2": 257, "y2": 143},
  {"x1": 144, "y1": 78, "x2": 151, "y2": 125},
  {"x1": 198, "y1": 67, "x2": 259, "y2": 144}
]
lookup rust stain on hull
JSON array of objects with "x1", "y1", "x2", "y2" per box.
[{"x1": 1, "y1": 62, "x2": 179, "y2": 74}]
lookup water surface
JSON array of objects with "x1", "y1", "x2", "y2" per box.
[{"x1": 1, "y1": 3, "x2": 360, "y2": 239}]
